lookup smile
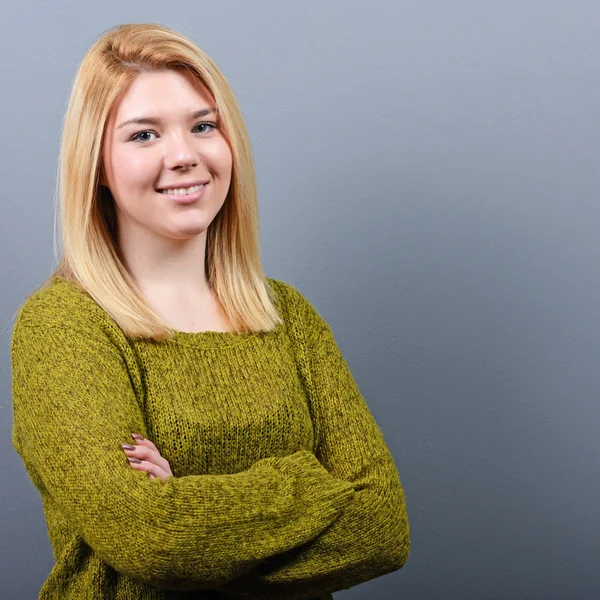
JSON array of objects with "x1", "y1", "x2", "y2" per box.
[
  {"x1": 158, "y1": 183, "x2": 207, "y2": 196},
  {"x1": 157, "y1": 183, "x2": 209, "y2": 204}
]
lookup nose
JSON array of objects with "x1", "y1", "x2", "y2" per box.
[{"x1": 162, "y1": 133, "x2": 199, "y2": 171}]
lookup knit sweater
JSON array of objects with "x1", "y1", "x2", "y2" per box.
[{"x1": 10, "y1": 276, "x2": 410, "y2": 600}]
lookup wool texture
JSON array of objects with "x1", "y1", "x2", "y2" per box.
[{"x1": 11, "y1": 276, "x2": 410, "y2": 599}]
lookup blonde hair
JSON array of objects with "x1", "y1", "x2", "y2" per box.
[{"x1": 36, "y1": 22, "x2": 282, "y2": 341}]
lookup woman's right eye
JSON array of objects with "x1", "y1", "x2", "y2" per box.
[{"x1": 131, "y1": 131, "x2": 156, "y2": 143}]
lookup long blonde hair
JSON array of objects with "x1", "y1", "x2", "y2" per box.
[{"x1": 36, "y1": 22, "x2": 282, "y2": 340}]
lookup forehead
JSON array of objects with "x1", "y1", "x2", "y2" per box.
[{"x1": 109, "y1": 69, "x2": 213, "y2": 124}]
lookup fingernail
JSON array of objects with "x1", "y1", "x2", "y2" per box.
[
  {"x1": 127, "y1": 457, "x2": 142, "y2": 464},
  {"x1": 131, "y1": 433, "x2": 145, "y2": 441},
  {"x1": 121, "y1": 444, "x2": 136, "y2": 451}
]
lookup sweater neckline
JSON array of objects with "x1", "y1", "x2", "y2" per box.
[{"x1": 166, "y1": 327, "x2": 261, "y2": 349}]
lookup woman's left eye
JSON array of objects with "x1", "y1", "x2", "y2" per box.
[
  {"x1": 131, "y1": 121, "x2": 217, "y2": 143},
  {"x1": 194, "y1": 121, "x2": 217, "y2": 134}
]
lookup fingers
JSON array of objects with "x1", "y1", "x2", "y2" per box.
[
  {"x1": 122, "y1": 435, "x2": 173, "y2": 483},
  {"x1": 131, "y1": 434, "x2": 159, "y2": 453},
  {"x1": 127, "y1": 456, "x2": 171, "y2": 482},
  {"x1": 124, "y1": 443, "x2": 171, "y2": 473}
]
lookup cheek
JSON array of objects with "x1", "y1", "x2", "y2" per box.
[
  {"x1": 112, "y1": 150, "x2": 157, "y2": 189},
  {"x1": 206, "y1": 139, "x2": 233, "y2": 177}
]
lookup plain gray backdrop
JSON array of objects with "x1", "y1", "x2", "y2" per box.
[{"x1": 2, "y1": 1, "x2": 599, "y2": 599}]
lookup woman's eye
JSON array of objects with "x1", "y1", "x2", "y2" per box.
[
  {"x1": 131, "y1": 131, "x2": 156, "y2": 143},
  {"x1": 194, "y1": 121, "x2": 217, "y2": 134},
  {"x1": 131, "y1": 122, "x2": 217, "y2": 143}
]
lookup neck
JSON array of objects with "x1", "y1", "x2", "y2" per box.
[{"x1": 118, "y1": 225, "x2": 210, "y2": 300}]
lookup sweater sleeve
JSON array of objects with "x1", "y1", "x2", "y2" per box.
[
  {"x1": 10, "y1": 309, "x2": 356, "y2": 591},
  {"x1": 216, "y1": 283, "x2": 410, "y2": 600}
]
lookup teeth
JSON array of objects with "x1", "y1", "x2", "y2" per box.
[{"x1": 160, "y1": 184, "x2": 205, "y2": 195}]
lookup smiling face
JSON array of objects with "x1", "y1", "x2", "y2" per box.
[{"x1": 100, "y1": 68, "x2": 233, "y2": 247}]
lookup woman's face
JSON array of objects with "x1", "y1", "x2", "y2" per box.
[{"x1": 100, "y1": 69, "x2": 233, "y2": 244}]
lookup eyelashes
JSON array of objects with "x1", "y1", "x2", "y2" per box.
[{"x1": 130, "y1": 121, "x2": 218, "y2": 143}]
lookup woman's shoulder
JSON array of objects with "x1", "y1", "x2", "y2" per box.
[
  {"x1": 265, "y1": 277, "x2": 326, "y2": 329},
  {"x1": 265, "y1": 276, "x2": 311, "y2": 316},
  {"x1": 266, "y1": 276, "x2": 298, "y2": 302},
  {"x1": 15, "y1": 277, "x2": 103, "y2": 328},
  {"x1": 12, "y1": 277, "x2": 126, "y2": 351}
]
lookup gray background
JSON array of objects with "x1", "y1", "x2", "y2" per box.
[{"x1": 1, "y1": 1, "x2": 598, "y2": 599}]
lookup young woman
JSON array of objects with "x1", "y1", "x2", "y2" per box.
[{"x1": 11, "y1": 22, "x2": 410, "y2": 600}]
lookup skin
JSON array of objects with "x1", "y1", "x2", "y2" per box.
[
  {"x1": 100, "y1": 68, "x2": 233, "y2": 315},
  {"x1": 122, "y1": 435, "x2": 172, "y2": 481},
  {"x1": 99, "y1": 68, "x2": 234, "y2": 478}
]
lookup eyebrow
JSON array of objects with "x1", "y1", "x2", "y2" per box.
[{"x1": 116, "y1": 108, "x2": 217, "y2": 130}]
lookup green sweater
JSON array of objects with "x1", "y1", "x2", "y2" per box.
[{"x1": 11, "y1": 276, "x2": 410, "y2": 600}]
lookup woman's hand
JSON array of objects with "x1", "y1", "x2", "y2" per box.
[{"x1": 121, "y1": 434, "x2": 173, "y2": 482}]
